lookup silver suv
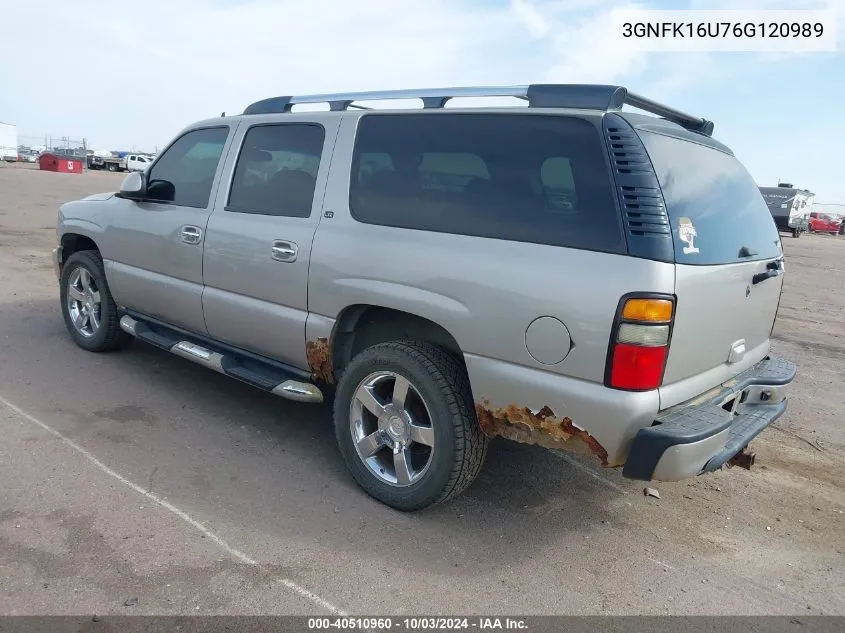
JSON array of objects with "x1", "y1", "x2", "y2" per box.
[{"x1": 52, "y1": 84, "x2": 796, "y2": 510}]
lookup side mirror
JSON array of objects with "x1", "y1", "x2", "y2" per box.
[{"x1": 118, "y1": 171, "x2": 146, "y2": 199}]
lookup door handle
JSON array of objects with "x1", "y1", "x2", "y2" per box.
[
  {"x1": 271, "y1": 240, "x2": 298, "y2": 263},
  {"x1": 752, "y1": 269, "x2": 783, "y2": 285},
  {"x1": 180, "y1": 225, "x2": 202, "y2": 245}
]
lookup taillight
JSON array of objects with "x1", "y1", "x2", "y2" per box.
[{"x1": 606, "y1": 295, "x2": 675, "y2": 391}]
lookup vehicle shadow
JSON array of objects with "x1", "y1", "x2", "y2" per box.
[{"x1": 4, "y1": 298, "x2": 628, "y2": 578}]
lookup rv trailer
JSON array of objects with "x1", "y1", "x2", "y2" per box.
[{"x1": 759, "y1": 182, "x2": 814, "y2": 238}]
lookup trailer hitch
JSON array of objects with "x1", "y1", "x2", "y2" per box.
[{"x1": 727, "y1": 448, "x2": 756, "y2": 470}]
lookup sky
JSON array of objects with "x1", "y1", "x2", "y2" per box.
[{"x1": 2, "y1": 0, "x2": 843, "y2": 201}]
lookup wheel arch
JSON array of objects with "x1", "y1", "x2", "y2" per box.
[
  {"x1": 322, "y1": 304, "x2": 467, "y2": 383},
  {"x1": 58, "y1": 232, "x2": 100, "y2": 276}
]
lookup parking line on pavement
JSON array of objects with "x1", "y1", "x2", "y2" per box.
[{"x1": 0, "y1": 393, "x2": 347, "y2": 616}]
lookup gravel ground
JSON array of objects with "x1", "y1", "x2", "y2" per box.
[{"x1": 0, "y1": 164, "x2": 843, "y2": 616}]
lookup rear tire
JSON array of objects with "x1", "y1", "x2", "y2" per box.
[
  {"x1": 60, "y1": 250, "x2": 132, "y2": 352},
  {"x1": 333, "y1": 340, "x2": 488, "y2": 511}
]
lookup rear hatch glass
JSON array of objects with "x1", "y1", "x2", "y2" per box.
[
  {"x1": 638, "y1": 129, "x2": 784, "y2": 401},
  {"x1": 641, "y1": 130, "x2": 782, "y2": 266}
]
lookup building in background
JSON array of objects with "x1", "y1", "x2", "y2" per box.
[{"x1": 0, "y1": 121, "x2": 18, "y2": 161}]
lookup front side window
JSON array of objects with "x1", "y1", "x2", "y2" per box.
[
  {"x1": 227, "y1": 123, "x2": 325, "y2": 218},
  {"x1": 349, "y1": 113, "x2": 624, "y2": 253},
  {"x1": 146, "y1": 126, "x2": 229, "y2": 208}
]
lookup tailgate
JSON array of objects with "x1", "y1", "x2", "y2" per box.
[
  {"x1": 666, "y1": 258, "x2": 783, "y2": 386},
  {"x1": 636, "y1": 128, "x2": 785, "y2": 407}
]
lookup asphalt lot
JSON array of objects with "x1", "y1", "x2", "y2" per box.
[{"x1": 0, "y1": 164, "x2": 843, "y2": 616}]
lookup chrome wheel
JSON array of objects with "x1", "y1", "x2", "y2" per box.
[
  {"x1": 349, "y1": 370, "x2": 436, "y2": 487},
  {"x1": 66, "y1": 267, "x2": 102, "y2": 338}
]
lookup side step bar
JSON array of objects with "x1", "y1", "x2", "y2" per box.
[{"x1": 119, "y1": 315, "x2": 324, "y2": 404}]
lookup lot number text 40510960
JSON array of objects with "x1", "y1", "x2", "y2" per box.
[{"x1": 307, "y1": 617, "x2": 529, "y2": 630}]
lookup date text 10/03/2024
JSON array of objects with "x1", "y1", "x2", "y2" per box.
[{"x1": 307, "y1": 617, "x2": 528, "y2": 630}]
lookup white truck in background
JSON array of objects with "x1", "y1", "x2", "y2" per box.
[
  {"x1": 87, "y1": 151, "x2": 155, "y2": 172},
  {"x1": 0, "y1": 122, "x2": 18, "y2": 162},
  {"x1": 125, "y1": 154, "x2": 154, "y2": 172}
]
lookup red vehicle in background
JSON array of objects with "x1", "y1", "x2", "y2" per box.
[{"x1": 808, "y1": 212, "x2": 841, "y2": 235}]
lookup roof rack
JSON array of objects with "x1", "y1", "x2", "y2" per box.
[{"x1": 242, "y1": 84, "x2": 715, "y2": 136}]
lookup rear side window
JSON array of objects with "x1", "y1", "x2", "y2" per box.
[
  {"x1": 349, "y1": 114, "x2": 625, "y2": 253},
  {"x1": 227, "y1": 123, "x2": 325, "y2": 217},
  {"x1": 639, "y1": 131, "x2": 782, "y2": 265},
  {"x1": 146, "y1": 126, "x2": 229, "y2": 208}
]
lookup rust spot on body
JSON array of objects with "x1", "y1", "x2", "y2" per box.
[
  {"x1": 474, "y1": 400, "x2": 609, "y2": 466},
  {"x1": 306, "y1": 337, "x2": 334, "y2": 384}
]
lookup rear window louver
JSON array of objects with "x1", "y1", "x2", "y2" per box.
[
  {"x1": 603, "y1": 114, "x2": 674, "y2": 262},
  {"x1": 620, "y1": 186, "x2": 671, "y2": 236},
  {"x1": 606, "y1": 128, "x2": 653, "y2": 176}
]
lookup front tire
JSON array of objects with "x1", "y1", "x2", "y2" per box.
[
  {"x1": 60, "y1": 250, "x2": 132, "y2": 352},
  {"x1": 333, "y1": 340, "x2": 488, "y2": 511}
]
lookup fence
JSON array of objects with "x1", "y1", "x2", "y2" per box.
[
  {"x1": 15, "y1": 134, "x2": 158, "y2": 171},
  {"x1": 18, "y1": 134, "x2": 88, "y2": 159}
]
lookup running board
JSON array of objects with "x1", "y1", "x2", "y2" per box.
[{"x1": 119, "y1": 315, "x2": 323, "y2": 404}]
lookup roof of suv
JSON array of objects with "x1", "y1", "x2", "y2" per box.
[{"x1": 198, "y1": 83, "x2": 730, "y2": 153}]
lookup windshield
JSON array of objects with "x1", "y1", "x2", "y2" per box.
[{"x1": 640, "y1": 130, "x2": 782, "y2": 266}]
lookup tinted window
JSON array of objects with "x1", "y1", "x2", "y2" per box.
[
  {"x1": 349, "y1": 114, "x2": 624, "y2": 253},
  {"x1": 227, "y1": 124, "x2": 325, "y2": 217},
  {"x1": 640, "y1": 131, "x2": 781, "y2": 265},
  {"x1": 146, "y1": 127, "x2": 229, "y2": 208}
]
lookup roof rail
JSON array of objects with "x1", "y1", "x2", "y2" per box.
[{"x1": 241, "y1": 84, "x2": 715, "y2": 136}]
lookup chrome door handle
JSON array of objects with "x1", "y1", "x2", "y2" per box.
[
  {"x1": 271, "y1": 240, "x2": 298, "y2": 263},
  {"x1": 181, "y1": 225, "x2": 202, "y2": 245}
]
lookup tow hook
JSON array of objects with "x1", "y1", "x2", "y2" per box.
[{"x1": 728, "y1": 448, "x2": 756, "y2": 470}]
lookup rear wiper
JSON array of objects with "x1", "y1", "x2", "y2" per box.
[{"x1": 738, "y1": 245, "x2": 758, "y2": 258}]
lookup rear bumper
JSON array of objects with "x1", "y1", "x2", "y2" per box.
[{"x1": 622, "y1": 356, "x2": 796, "y2": 481}]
